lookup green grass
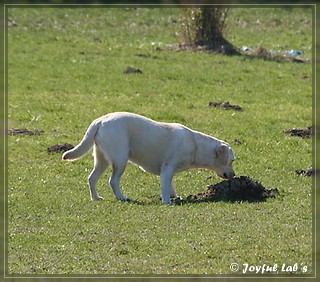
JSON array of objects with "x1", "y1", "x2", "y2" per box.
[{"x1": 7, "y1": 7, "x2": 313, "y2": 276}]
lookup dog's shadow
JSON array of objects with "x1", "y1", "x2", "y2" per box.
[{"x1": 124, "y1": 193, "x2": 279, "y2": 205}]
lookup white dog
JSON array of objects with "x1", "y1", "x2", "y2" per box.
[{"x1": 62, "y1": 112, "x2": 235, "y2": 204}]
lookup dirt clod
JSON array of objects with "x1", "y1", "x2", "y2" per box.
[
  {"x1": 283, "y1": 126, "x2": 312, "y2": 138},
  {"x1": 184, "y1": 176, "x2": 278, "y2": 203},
  {"x1": 232, "y1": 139, "x2": 242, "y2": 145},
  {"x1": 209, "y1": 101, "x2": 242, "y2": 111},
  {"x1": 135, "y1": 53, "x2": 158, "y2": 59},
  {"x1": 123, "y1": 66, "x2": 143, "y2": 74},
  {"x1": 8, "y1": 128, "x2": 44, "y2": 136},
  {"x1": 47, "y1": 143, "x2": 74, "y2": 153},
  {"x1": 295, "y1": 169, "x2": 313, "y2": 177}
]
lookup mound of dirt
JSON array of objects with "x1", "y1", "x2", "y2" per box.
[
  {"x1": 295, "y1": 169, "x2": 313, "y2": 177},
  {"x1": 8, "y1": 128, "x2": 44, "y2": 136},
  {"x1": 184, "y1": 176, "x2": 278, "y2": 203},
  {"x1": 47, "y1": 143, "x2": 74, "y2": 154},
  {"x1": 283, "y1": 126, "x2": 312, "y2": 138},
  {"x1": 123, "y1": 66, "x2": 143, "y2": 74},
  {"x1": 209, "y1": 101, "x2": 242, "y2": 111}
]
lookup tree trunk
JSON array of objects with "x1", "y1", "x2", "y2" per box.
[{"x1": 181, "y1": 8, "x2": 241, "y2": 55}]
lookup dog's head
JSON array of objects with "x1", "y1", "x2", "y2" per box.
[{"x1": 214, "y1": 143, "x2": 235, "y2": 180}]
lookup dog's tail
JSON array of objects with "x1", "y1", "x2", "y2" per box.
[{"x1": 62, "y1": 120, "x2": 101, "y2": 161}]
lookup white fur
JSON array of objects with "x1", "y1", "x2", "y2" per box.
[{"x1": 62, "y1": 112, "x2": 235, "y2": 204}]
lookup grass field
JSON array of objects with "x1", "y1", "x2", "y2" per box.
[{"x1": 6, "y1": 6, "x2": 314, "y2": 277}]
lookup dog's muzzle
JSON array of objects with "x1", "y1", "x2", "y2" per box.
[{"x1": 220, "y1": 171, "x2": 235, "y2": 180}]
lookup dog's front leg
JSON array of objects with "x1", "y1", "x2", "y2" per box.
[
  {"x1": 160, "y1": 163, "x2": 174, "y2": 204},
  {"x1": 170, "y1": 180, "x2": 178, "y2": 198},
  {"x1": 170, "y1": 180, "x2": 182, "y2": 201}
]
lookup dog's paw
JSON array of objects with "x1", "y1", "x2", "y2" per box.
[
  {"x1": 163, "y1": 196, "x2": 183, "y2": 205},
  {"x1": 173, "y1": 196, "x2": 183, "y2": 205},
  {"x1": 92, "y1": 196, "x2": 104, "y2": 201},
  {"x1": 162, "y1": 199, "x2": 174, "y2": 205},
  {"x1": 120, "y1": 197, "x2": 131, "y2": 202}
]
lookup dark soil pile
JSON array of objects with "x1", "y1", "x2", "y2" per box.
[
  {"x1": 283, "y1": 126, "x2": 312, "y2": 138},
  {"x1": 232, "y1": 139, "x2": 242, "y2": 145},
  {"x1": 185, "y1": 176, "x2": 278, "y2": 203},
  {"x1": 135, "y1": 53, "x2": 158, "y2": 59},
  {"x1": 208, "y1": 101, "x2": 242, "y2": 111},
  {"x1": 123, "y1": 66, "x2": 143, "y2": 74},
  {"x1": 8, "y1": 128, "x2": 44, "y2": 136},
  {"x1": 295, "y1": 169, "x2": 313, "y2": 177},
  {"x1": 47, "y1": 143, "x2": 74, "y2": 153}
]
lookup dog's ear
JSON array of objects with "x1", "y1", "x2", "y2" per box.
[{"x1": 215, "y1": 144, "x2": 229, "y2": 165}]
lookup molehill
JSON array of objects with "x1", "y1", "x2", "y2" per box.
[{"x1": 183, "y1": 176, "x2": 279, "y2": 203}]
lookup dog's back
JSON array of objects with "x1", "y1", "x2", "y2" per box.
[{"x1": 95, "y1": 112, "x2": 193, "y2": 175}]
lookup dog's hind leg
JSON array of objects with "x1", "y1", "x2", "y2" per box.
[
  {"x1": 109, "y1": 161, "x2": 130, "y2": 202},
  {"x1": 88, "y1": 145, "x2": 109, "y2": 201}
]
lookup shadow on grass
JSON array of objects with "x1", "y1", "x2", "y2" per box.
[
  {"x1": 243, "y1": 46, "x2": 309, "y2": 63},
  {"x1": 171, "y1": 44, "x2": 309, "y2": 64}
]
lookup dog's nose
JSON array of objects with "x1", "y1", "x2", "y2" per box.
[{"x1": 224, "y1": 172, "x2": 235, "y2": 179}]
